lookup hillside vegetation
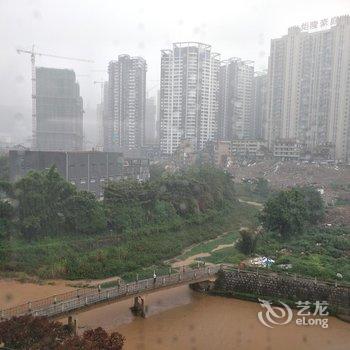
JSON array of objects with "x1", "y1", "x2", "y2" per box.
[{"x1": 0, "y1": 166, "x2": 257, "y2": 280}]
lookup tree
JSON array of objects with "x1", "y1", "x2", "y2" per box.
[
  {"x1": 0, "y1": 155, "x2": 9, "y2": 181},
  {"x1": 252, "y1": 178, "x2": 270, "y2": 198},
  {"x1": 149, "y1": 163, "x2": 165, "y2": 181},
  {"x1": 301, "y1": 186, "x2": 325, "y2": 224},
  {"x1": 15, "y1": 167, "x2": 76, "y2": 237},
  {"x1": 0, "y1": 315, "x2": 72, "y2": 349},
  {"x1": 63, "y1": 191, "x2": 107, "y2": 235},
  {"x1": 237, "y1": 227, "x2": 257, "y2": 255},
  {"x1": 260, "y1": 187, "x2": 325, "y2": 239},
  {"x1": 0, "y1": 316, "x2": 125, "y2": 350},
  {"x1": 0, "y1": 182, "x2": 14, "y2": 267},
  {"x1": 59, "y1": 327, "x2": 125, "y2": 349}
]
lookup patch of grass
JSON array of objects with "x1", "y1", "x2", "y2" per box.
[
  {"x1": 206, "y1": 247, "x2": 246, "y2": 265},
  {"x1": 179, "y1": 232, "x2": 237, "y2": 259},
  {"x1": 256, "y1": 228, "x2": 350, "y2": 283}
]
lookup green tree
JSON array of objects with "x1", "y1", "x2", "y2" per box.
[
  {"x1": 103, "y1": 166, "x2": 237, "y2": 232},
  {"x1": 63, "y1": 191, "x2": 107, "y2": 235},
  {"x1": 253, "y1": 178, "x2": 270, "y2": 198},
  {"x1": 260, "y1": 187, "x2": 324, "y2": 239},
  {"x1": 237, "y1": 227, "x2": 257, "y2": 255},
  {"x1": 0, "y1": 154, "x2": 9, "y2": 181},
  {"x1": 0, "y1": 200, "x2": 13, "y2": 267},
  {"x1": 15, "y1": 167, "x2": 75, "y2": 237},
  {"x1": 149, "y1": 163, "x2": 165, "y2": 181},
  {"x1": 301, "y1": 186, "x2": 325, "y2": 224}
]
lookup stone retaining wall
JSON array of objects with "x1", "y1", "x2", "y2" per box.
[{"x1": 214, "y1": 269, "x2": 350, "y2": 317}]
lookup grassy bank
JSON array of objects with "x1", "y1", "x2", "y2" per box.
[
  {"x1": 257, "y1": 227, "x2": 350, "y2": 282},
  {"x1": 2, "y1": 202, "x2": 258, "y2": 281},
  {"x1": 187, "y1": 225, "x2": 350, "y2": 284}
]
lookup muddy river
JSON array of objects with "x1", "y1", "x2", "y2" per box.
[
  {"x1": 1, "y1": 280, "x2": 350, "y2": 349},
  {"x1": 72, "y1": 285, "x2": 350, "y2": 350}
]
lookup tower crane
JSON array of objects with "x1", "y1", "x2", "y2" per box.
[{"x1": 16, "y1": 45, "x2": 94, "y2": 148}]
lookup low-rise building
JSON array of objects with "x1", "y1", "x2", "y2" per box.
[
  {"x1": 273, "y1": 140, "x2": 302, "y2": 159},
  {"x1": 231, "y1": 139, "x2": 267, "y2": 158},
  {"x1": 9, "y1": 150, "x2": 150, "y2": 198}
]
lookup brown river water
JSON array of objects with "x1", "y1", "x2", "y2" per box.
[{"x1": 1, "y1": 280, "x2": 350, "y2": 350}]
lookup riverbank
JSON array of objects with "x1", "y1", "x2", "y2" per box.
[
  {"x1": 0, "y1": 279, "x2": 76, "y2": 309},
  {"x1": 0, "y1": 274, "x2": 125, "y2": 310}
]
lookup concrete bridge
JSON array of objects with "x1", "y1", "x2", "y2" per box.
[{"x1": 0, "y1": 265, "x2": 220, "y2": 321}]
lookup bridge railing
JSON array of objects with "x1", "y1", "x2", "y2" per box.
[
  {"x1": 2, "y1": 264, "x2": 349, "y2": 320},
  {"x1": 0, "y1": 265, "x2": 220, "y2": 320},
  {"x1": 0, "y1": 286, "x2": 98, "y2": 320}
]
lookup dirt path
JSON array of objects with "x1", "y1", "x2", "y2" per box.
[
  {"x1": 211, "y1": 243, "x2": 235, "y2": 252},
  {"x1": 179, "y1": 231, "x2": 231, "y2": 256},
  {"x1": 238, "y1": 198, "x2": 264, "y2": 208},
  {"x1": 171, "y1": 238, "x2": 238, "y2": 268},
  {"x1": 171, "y1": 253, "x2": 212, "y2": 268}
]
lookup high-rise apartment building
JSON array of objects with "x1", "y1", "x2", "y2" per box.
[
  {"x1": 35, "y1": 67, "x2": 83, "y2": 151},
  {"x1": 266, "y1": 15, "x2": 350, "y2": 162},
  {"x1": 159, "y1": 42, "x2": 220, "y2": 155},
  {"x1": 218, "y1": 58, "x2": 254, "y2": 140},
  {"x1": 144, "y1": 97, "x2": 157, "y2": 145},
  {"x1": 106, "y1": 54, "x2": 146, "y2": 151},
  {"x1": 328, "y1": 16, "x2": 350, "y2": 162},
  {"x1": 253, "y1": 72, "x2": 267, "y2": 139},
  {"x1": 95, "y1": 81, "x2": 109, "y2": 151}
]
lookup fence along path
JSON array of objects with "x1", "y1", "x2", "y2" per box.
[{"x1": 0, "y1": 265, "x2": 220, "y2": 320}]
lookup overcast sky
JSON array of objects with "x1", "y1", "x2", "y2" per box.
[{"x1": 0, "y1": 0, "x2": 348, "y2": 144}]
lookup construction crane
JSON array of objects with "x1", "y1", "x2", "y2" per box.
[{"x1": 16, "y1": 45, "x2": 94, "y2": 148}]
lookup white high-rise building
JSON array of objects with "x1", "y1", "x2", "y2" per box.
[
  {"x1": 266, "y1": 15, "x2": 350, "y2": 162},
  {"x1": 253, "y1": 72, "x2": 268, "y2": 139},
  {"x1": 106, "y1": 54, "x2": 146, "y2": 151},
  {"x1": 328, "y1": 16, "x2": 350, "y2": 162},
  {"x1": 159, "y1": 42, "x2": 220, "y2": 155},
  {"x1": 218, "y1": 58, "x2": 254, "y2": 140}
]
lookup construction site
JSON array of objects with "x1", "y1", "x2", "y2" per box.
[{"x1": 232, "y1": 159, "x2": 350, "y2": 226}]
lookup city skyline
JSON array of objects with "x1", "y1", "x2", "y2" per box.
[
  {"x1": 0, "y1": 0, "x2": 348, "y2": 144},
  {"x1": 0, "y1": 6, "x2": 349, "y2": 161}
]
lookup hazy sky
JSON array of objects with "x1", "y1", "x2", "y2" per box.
[{"x1": 0, "y1": 0, "x2": 348, "y2": 143}]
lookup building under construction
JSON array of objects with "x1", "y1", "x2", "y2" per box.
[{"x1": 35, "y1": 67, "x2": 84, "y2": 151}]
